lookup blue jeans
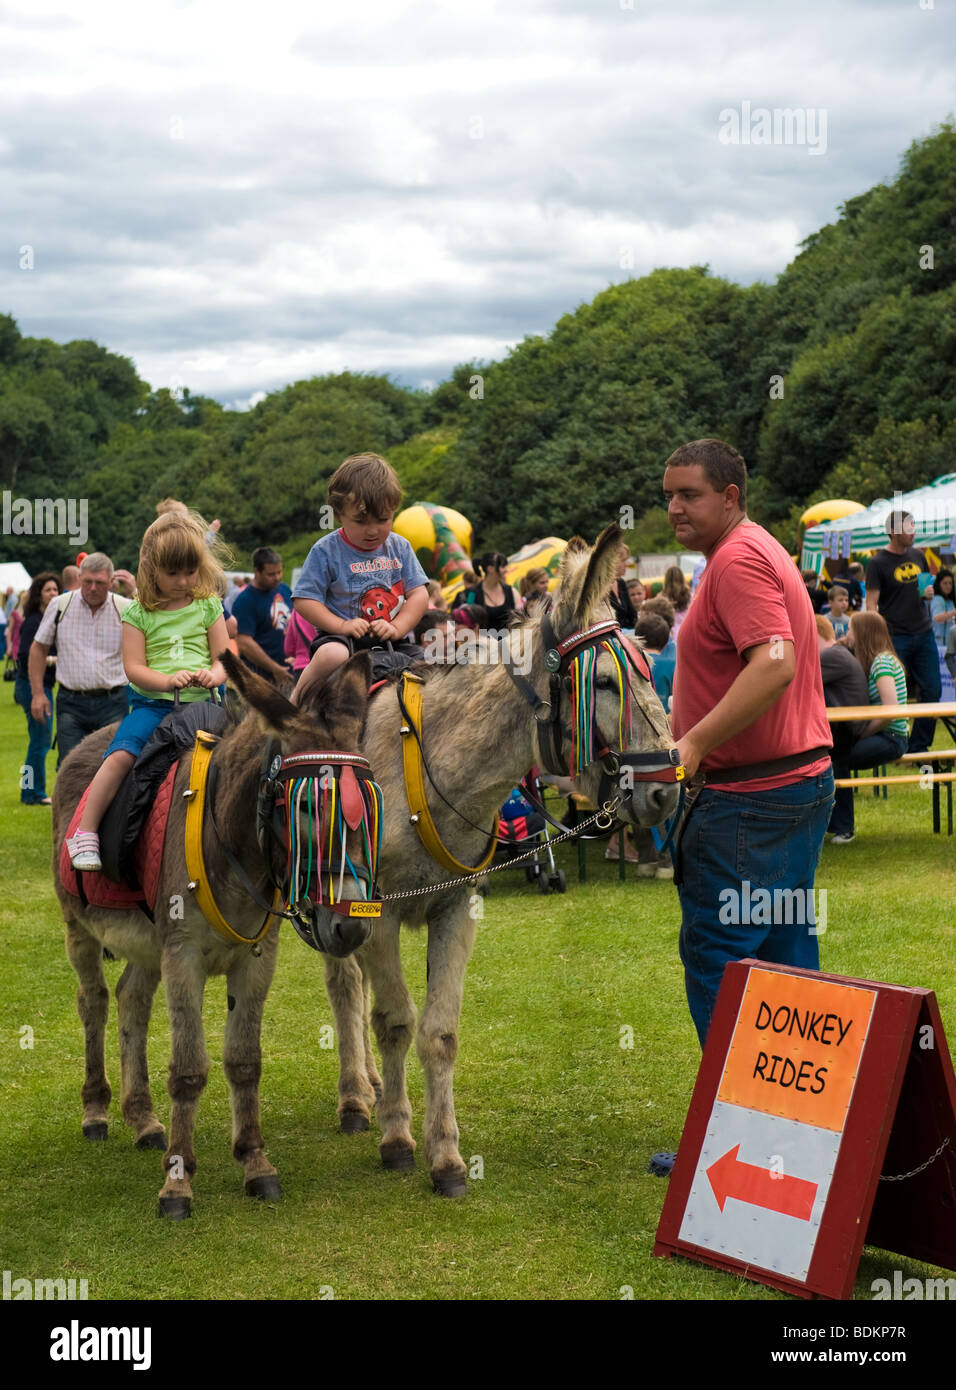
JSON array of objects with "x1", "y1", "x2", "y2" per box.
[
  {"x1": 14, "y1": 675, "x2": 53, "y2": 802},
  {"x1": 677, "y1": 770, "x2": 834, "y2": 1047},
  {"x1": 828, "y1": 728, "x2": 907, "y2": 837},
  {"x1": 56, "y1": 687, "x2": 130, "y2": 767},
  {"x1": 890, "y1": 628, "x2": 941, "y2": 753}
]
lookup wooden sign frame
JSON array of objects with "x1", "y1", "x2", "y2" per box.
[{"x1": 654, "y1": 959, "x2": 956, "y2": 1300}]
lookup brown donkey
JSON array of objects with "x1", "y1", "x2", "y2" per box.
[
  {"x1": 314, "y1": 525, "x2": 680, "y2": 1195},
  {"x1": 51, "y1": 651, "x2": 374, "y2": 1218}
]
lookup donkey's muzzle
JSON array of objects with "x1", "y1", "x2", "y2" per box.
[
  {"x1": 291, "y1": 898, "x2": 375, "y2": 957},
  {"x1": 318, "y1": 913, "x2": 374, "y2": 958}
]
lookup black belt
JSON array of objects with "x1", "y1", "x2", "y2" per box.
[
  {"x1": 700, "y1": 745, "x2": 833, "y2": 784},
  {"x1": 60, "y1": 684, "x2": 127, "y2": 698}
]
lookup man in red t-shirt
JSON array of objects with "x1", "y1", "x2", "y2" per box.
[{"x1": 662, "y1": 439, "x2": 834, "y2": 1059}]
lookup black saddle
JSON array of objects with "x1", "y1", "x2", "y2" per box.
[{"x1": 100, "y1": 699, "x2": 230, "y2": 885}]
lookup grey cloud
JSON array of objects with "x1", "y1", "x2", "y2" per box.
[{"x1": 0, "y1": 2, "x2": 953, "y2": 402}]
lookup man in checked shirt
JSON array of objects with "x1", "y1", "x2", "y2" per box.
[{"x1": 29, "y1": 553, "x2": 131, "y2": 767}]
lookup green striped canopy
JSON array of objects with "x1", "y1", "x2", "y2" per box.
[{"x1": 801, "y1": 473, "x2": 956, "y2": 572}]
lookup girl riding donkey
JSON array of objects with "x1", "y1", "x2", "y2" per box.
[{"x1": 66, "y1": 510, "x2": 228, "y2": 872}]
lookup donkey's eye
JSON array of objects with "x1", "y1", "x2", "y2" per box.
[{"x1": 596, "y1": 677, "x2": 615, "y2": 690}]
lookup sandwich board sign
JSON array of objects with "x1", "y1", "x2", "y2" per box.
[{"x1": 654, "y1": 960, "x2": 956, "y2": 1299}]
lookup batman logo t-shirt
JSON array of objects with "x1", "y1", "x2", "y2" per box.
[{"x1": 865, "y1": 547, "x2": 930, "y2": 634}]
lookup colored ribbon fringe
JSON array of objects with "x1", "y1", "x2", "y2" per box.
[
  {"x1": 567, "y1": 637, "x2": 633, "y2": 776},
  {"x1": 282, "y1": 773, "x2": 383, "y2": 912}
]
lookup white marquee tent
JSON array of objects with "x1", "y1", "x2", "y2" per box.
[
  {"x1": 801, "y1": 473, "x2": 956, "y2": 572},
  {"x1": 0, "y1": 561, "x2": 33, "y2": 595}
]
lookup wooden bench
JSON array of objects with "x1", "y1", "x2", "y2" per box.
[
  {"x1": 826, "y1": 703, "x2": 956, "y2": 834},
  {"x1": 832, "y1": 761, "x2": 956, "y2": 835}
]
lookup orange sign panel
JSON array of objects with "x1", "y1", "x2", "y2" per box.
[{"x1": 717, "y1": 968, "x2": 875, "y2": 1131}]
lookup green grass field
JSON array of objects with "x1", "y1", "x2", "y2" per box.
[{"x1": 1, "y1": 691, "x2": 954, "y2": 1302}]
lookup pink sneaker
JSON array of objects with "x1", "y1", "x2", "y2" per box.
[{"x1": 67, "y1": 831, "x2": 102, "y2": 871}]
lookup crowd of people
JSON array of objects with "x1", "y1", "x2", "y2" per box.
[
  {"x1": 7, "y1": 472, "x2": 951, "y2": 859},
  {"x1": 6, "y1": 438, "x2": 955, "y2": 1184}
]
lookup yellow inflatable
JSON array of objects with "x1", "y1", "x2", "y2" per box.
[
  {"x1": 799, "y1": 499, "x2": 864, "y2": 530},
  {"x1": 394, "y1": 503, "x2": 474, "y2": 587},
  {"x1": 442, "y1": 537, "x2": 567, "y2": 608}
]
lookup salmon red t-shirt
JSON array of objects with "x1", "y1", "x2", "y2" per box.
[{"x1": 671, "y1": 522, "x2": 832, "y2": 792}]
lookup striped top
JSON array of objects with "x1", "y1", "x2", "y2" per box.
[
  {"x1": 33, "y1": 591, "x2": 130, "y2": 692},
  {"x1": 867, "y1": 651, "x2": 908, "y2": 739}
]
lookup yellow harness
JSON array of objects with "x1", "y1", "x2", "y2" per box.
[
  {"x1": 183, "y1": 730, "x2": 278, "y2": 946},
  {"x1": 398, "y1": 673, "x2": 498, "y2": 875}
]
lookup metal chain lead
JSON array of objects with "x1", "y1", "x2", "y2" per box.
[
  {"x1": 379, "y1": 800, "x2": 621, "y2": 902},
  {"x1": 879, "y1": 1136, "x2": 951, "y2": 1182}
]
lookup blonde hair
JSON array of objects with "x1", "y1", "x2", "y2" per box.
[
  {"x1": 815, "y1": 615, "x2": 835, "y2": 641},
  {"x1": 848, "y1": 611, "x2": 897, "y2": 679},
  {"x1": 136, "y1": 511, "x2": 227, "y2": 611},
  {"x1": 328, "y1": 454, "x2": 403, "y2": 519}
]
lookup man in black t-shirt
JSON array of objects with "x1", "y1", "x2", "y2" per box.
[{"x1": 865, "y1": 511, "x2": 941, "y2": 754}]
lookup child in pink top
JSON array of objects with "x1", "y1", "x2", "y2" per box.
[{"x1": 284, "y1": 608, "x2": 318, "y2": 679}]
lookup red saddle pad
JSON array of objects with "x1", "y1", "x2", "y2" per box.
[{"x1": 59, "y1": 763, "x2": 179, "y2": 913}]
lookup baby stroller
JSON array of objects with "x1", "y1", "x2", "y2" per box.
[{"x1": 480, "y1": 771, "x2": 567, "y2": 896}]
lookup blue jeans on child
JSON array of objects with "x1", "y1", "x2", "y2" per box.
[
  {"x1": 677, "y1": 769, "x2": 834, "y2": 1047},
  {"x1": 15, "y1": 675, "x2": 53, "y2": 802},
  {"x1": 104, "y1": 690, "x2": 216, "y2": 760}
]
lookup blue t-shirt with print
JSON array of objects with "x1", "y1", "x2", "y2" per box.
[
  {"x1": 293, "y1": 530, "x2": 428, "y2": 628},
  {"x1": 649, "y1": 638, "x2": 676, "y2": 711},
  {"x1": 231, "y1": 581, "x2": 292, "y2": 669}
]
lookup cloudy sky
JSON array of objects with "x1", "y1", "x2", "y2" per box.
[{"x1": 2, "y1": 0, "x2": 953, "y2": 407}]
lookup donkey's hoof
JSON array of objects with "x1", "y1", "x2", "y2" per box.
[
  {"x1": 380, "y1": 1141, "x2": 416, "y2": 1172},
  {"x1": 136, "y1": 1129, "x2": 167, "y2": 1151},
  {"x1": 245, "y1": 1174, "x2": 282, "y2": 1201},
  {"x1": 82, "y1": 1122, "x2": 108, "y2": 1141},
  {"x1": 432, "y1": 1171, "x2": 468, "y2": 1198},
  {"x1": 340, "y1": 1110, "x2": 370, "y2": 1134},
  {"x1": 158, "y1": 1196, "x2": 191, "y2": 1220}
]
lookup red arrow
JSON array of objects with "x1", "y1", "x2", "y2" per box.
[{"x1": 706, "y1": 1144, "x2": 818, "y2": 1222}]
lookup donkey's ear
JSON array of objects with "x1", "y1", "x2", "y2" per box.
[
  {"x1": 325, "y1": 651, "x2": 372, "y2": 727},
  {"x1": 221, "y1": 648, "x2": 296, "y2": 734},
  {"x1": 556, "y1": 536, "x2": 587, "y2": 589},
  {"x1": 577, "y1": 523, "x2": 624, "y2": 625},
  {"x1": 298, "y1": 651, "x2": 371, "y2": 729}
]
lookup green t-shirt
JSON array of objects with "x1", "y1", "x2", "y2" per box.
[
  {"x1": 867, "y1": 650, "x2": 908, "y2": 739},
  {"x1": 122, "y1": 596, "x2": 223, "y2": 701}
]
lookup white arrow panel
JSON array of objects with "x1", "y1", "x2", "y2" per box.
[{"x1": 678, "y1": 1100, "x2": 843, "y2": 1283}]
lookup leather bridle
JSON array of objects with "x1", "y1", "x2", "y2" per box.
[
  {"x1": 503, "y1": 611, "x2": 684, "y2": 795},
  {"x1": 206, "y1": 742, "x2": 384, "y2": 957}
]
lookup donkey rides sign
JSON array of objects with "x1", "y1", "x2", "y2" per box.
[{"x1": 655, "y1": 960, "x2": 956, "y2": 1299}]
